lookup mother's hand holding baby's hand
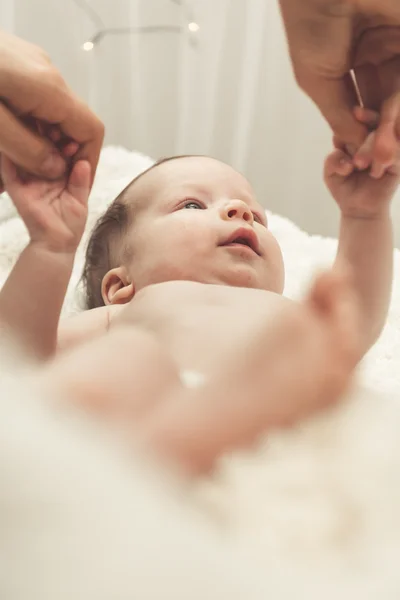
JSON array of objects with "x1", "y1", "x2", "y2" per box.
[
  {"x1": 324, "y1": 104, "x2": 400, "y2": 219},
  {"x1": 0, "y1": 30, "x2": 104, "y2": 193},
  {"x1": 279, "y1": 0, "x2": 400, "y2": 169},
  {"x1": 1, "y1": 154, "x2": 91, "y2": 254}
]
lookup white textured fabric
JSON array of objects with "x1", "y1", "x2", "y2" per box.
[{"x1": 0, "y1": 351, "x2": 265, "y2": 600}]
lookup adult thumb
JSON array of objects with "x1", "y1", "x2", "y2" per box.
[
  {"x1": 300, "y1": 71, "x2": 368, "y2": 151},
  {"x1": 0, "y1": 102, "x2": 66, "y2": 178},
  {"x1": 360, "y1": 0, "x2": 400, "y2": 19}
]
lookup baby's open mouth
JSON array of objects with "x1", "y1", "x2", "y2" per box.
[
  {"x1": 229, "y1": 237, "x2": 253, "y2": 248},
  {"x1": 221, "y1": 227, "x2": 260, "y2": 255}
]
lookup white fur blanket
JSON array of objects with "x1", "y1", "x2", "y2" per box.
[{"x1": 1, "y1": 147, "x2": 400, "y2": 599}]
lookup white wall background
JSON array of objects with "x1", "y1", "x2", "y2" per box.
[{"x1": 1, "y1": 0, "x2": 400, "y2": 246}]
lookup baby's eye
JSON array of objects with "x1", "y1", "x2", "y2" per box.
[{"x1": 183, "y1": 199, "x2": 204, "y2": 210}]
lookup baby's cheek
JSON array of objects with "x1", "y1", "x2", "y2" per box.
[
  {"x1": 180, "y1": 224, "x2": 215, "y2": 252},
  {"x1": 265, "y1": 234, "x2": 285, "y2": 294}
]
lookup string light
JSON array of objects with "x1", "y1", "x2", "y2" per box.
[
  {"x1": 72, "y1": 0, "x2": 200, "y2": 51},
  {"x1": 81, "y1": 25, "x2": 196, "y2": 51},
  {"x1": 82, "y1": 41, "x2": 94, "y2": 52}
]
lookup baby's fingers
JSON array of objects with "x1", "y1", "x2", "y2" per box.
[
  {"x1": 325, "y1": 150, "x2": 354, "y2": 179},
  {"x1": 67, "y1": 160, "x2": 91, "y2": 205}
]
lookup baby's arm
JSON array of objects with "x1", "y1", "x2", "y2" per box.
[
  {"x1": 325, "y1": 107, "x2": 399, "y2": 353},
  {"x1": 0, "y1": 245, "x2": 80, "y2": 358},
  {"x1": 335, "y1": 204, "x2": 392, "y2": 352},
  {"x1": 0, "y1": 154, "x2": 90, "y2": 359}
]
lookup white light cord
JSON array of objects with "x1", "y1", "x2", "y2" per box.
[{"x1": 71, "y1": 0, "x2": 200, "y2": 51}]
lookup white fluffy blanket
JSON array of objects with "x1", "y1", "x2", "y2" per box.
[{"x1": 1, "y1": 147, "x2": 400, "y2": 599}]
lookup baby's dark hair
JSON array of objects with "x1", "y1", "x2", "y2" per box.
[
  {"x1": 82, "y1": 155, "x2": 196, "y2": 309},
  {"x1": 82, "y1": 195, "x2": 131, "y2": 309}
]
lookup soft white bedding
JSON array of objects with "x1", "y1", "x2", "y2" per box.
[{"x1": 1, "y1": 147, "x2": 400, "y2": 599}]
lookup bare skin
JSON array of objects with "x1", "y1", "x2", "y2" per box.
[
  {"x1": 97, "y1": 113, "x2": 397, "y2": 374},
  {"x1": 3, "y1": 5, "x2": 400, "y2": 185},
  {"x1": 0, "y1": 154, "x2": 91, "y2": 358},
  {"x1": 0, "y1": 31, "x2": 104, "y2": 191},
  {"x1": 110, "y1": 281, "x2": 292, "y2": 376},
  {"x1": 137, "y1": 270, "x2": 362, "y2": 474},
  {"x1": 0, "y1": 100, "x2": 397, "y2": 474},
  {"x1": 37, "y1": 269, "x2": 361, "y2": 475},
  {"x1": 279, "y1": 0, "x2": 400, "y2": 170}
]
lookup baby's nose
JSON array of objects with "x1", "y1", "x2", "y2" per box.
[{"x1": 224, "y1": 200, "x2": 253, "y2": 224}]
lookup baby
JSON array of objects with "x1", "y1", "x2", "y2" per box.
[{"x1": 0, "y1": 104, "x2": 398, "y2": 473}]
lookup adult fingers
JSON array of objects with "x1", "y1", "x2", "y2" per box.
[
  {"x1": 278, "y1": 0, "x2": 368, "y2": 148},
  {"x1": 352, "y1": 103, "x2": 399, "y2": 175},
  {"x1": 0, "y1": 101, "x2": 66, "y2": 179},
  {"x1": 334, "y1": 115, "x2": 378, "y2": 171},
  {"x1": 354, "y1": 61, "x2": 399, "y2": 113},
  {"x1": 3, "y1": 74, "x2": 103, "y2": 185},
  {"x1": 0, "y1": 154, "x2": 18, "y2": 192},
  {"x1": 353, "y1": 131, "x2": 376, "y2": 170},
  {"x1": 353, "y1": 105, "x2": 380, "y2": 129},
  {"x1": 39, "y1": 123, "x2": 80, "y2": 158},
  {"x1": 61, "y1": 141, "x2": 80, "y2": 158},
  {"x1": 358, "y1": 0, "x2": 400, "y2": 20},
  {"x1": 370, "y1": 92, "x2": 400, "y2": 177},
  {"x1": 42, "y1": 94, "x2": 104, "y2": 186},
  {"x1": 34, "y1": 92, "x2": 104, "y2": 186},
  {"x1": 301, "y1": 72, "x2": 367, "y2": 150}
]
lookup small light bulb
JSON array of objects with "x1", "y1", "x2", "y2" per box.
[
  {"x1": 188, "y1": 22, "x2": 199, "y2": 32},
  {"x1": 82, "y1": 41, "x2": 94, "y2": 51}
]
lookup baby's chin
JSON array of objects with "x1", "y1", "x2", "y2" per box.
[
  {"x1": 209, "y1": 267, "x2": 284, "y2": 293},
  {"x1": 140, "y1": 262, "x2": 284, "y2": 293}
]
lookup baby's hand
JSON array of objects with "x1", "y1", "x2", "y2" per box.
[
  {"x1": 1, "y1": 153, "x2": 90, "y2": 253},
  {"x1": 325, "y1": 129, "x2": 400, "y2": 220},
  {"x1": 326, "y1": 93, "x2": 400, "y2": 219}
]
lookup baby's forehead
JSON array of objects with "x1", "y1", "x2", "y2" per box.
[{"x1": 124, "y1": 156, "x2": 255, "y2": 210}]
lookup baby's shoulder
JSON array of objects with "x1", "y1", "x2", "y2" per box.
[{"x1": 58, "y1": 304, "x2": 124, "y2": 352}]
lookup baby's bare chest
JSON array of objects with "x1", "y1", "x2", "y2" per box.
[{"x1": 120, "y1": 282, "x2": 294, "y2": 373}]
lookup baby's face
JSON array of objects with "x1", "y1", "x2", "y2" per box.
[{"x1": 124, "y1": 156, "x2": 284, "y2": 293}]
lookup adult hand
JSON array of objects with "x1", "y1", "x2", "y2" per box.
[
  {"x1": 278, "y1": 0, "x2": 400, "y2": 154},
  {"x1": 0, "y1": 31, "x2": 104, "y2": 192}
]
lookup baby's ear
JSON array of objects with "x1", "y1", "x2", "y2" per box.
[{"x1": 101, "y1": 267, "x2": 135, "y2": 305}]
